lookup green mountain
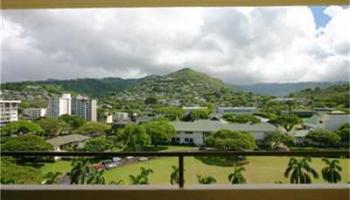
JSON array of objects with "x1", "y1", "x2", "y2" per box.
[
  {"x1": 123, "y1": 68, "x2": 232, "y2": 102},
  {"x1": 288, "y1": 83, "x2": 350, "y2": 108},
  {"x1": 1, "y1": 77, "x2": 138, "y2": 97},
  {"x1": 236, "y1": 81, "x2": 347, "y2": 97}
]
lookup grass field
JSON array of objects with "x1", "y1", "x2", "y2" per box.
[{"x1": 41, "y1": 156, "x2": 350, "y2": 185}]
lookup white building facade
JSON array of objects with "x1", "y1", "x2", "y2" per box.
[
  {"x1": 0, "y1": 100, "x2": 21, "y2": 125},
  {"x1": 23, "y1": 108, "x2": 47, "y2": 120},
  {"x1": 71, "y1": 95, "x2": 97, "y2": 121},
  {"x1": 47, "y1": 93, "x2": 72, "y2": 117}
]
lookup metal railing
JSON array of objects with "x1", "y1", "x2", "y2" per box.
[{"x1": 1, "y1": 150, "x2": 349, "y2": 188}]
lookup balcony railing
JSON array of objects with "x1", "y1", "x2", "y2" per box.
[{"x1": 1, "y1": 150, "x2": 349, "y2": 188}]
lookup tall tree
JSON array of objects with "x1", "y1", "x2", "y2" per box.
[
  {"x1": 36, "y1": 117, "x2": 71, "y2": 137},
  {"x1": 266, "y1": 132, "x2": 294, "y2": 149},
  {"x1": 144, "y1": 121, "x2": 175, "y2": 146},
  {"x1": 321, "y1": 159, "x2": 342, "y2": 184},
  {"x1": 119, "y1": 124, "x2": 149, "y2": 151},
  {"x1": 59, "y1": 114, "x2": 86, "y2": 129},
  {"x1": 228, "y1": 166, "x2": 246, "y2": 184},
  {"x1": 306, "y1": 129, "x2": 341, "y2": 147},
  {"x1": 271, "y1": 114, "x2": 301, "y2": 132},
  {"x1": 84, "y1": 136, "x2": 114, "y2": 152},
  {"x1": 284, "y1": 157, "x2": 318, "y2": 184}
]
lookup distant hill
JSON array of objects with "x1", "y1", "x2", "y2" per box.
[
  {"x1": 123, "y1": 68, "x2": 232, "y2": 102},
  {"x1": 1, "y1": 77, "x2": 138, "y2": 97},
  {"x1": 288, "y1": 83, "x2": 350, "y2": 108},
  {"x1": 236, "y1": 81, "x2": 347, "y2": 96}
]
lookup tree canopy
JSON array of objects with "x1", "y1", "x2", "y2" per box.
[
  {"x1": 84, "y1": 136, "x2": 114, "y2": 152},
  {"x1": 143, "y1": 121, "x2": 176, "y2": 146},
  {"x1": 118, "y1": 124, "x2": 149, "y2": 151},
  {"x1": 223, "y1": 114, "x2": 261, "y2": 124},
  {"x1": 36, "y1": 117, "x2": 71, "y2": 137},
  {"x1": 270, "y1": 114, "x2": 301, "y2": 132},
  {"x1": 183, "y1": 109, "x2": 211, "y2": 121},
  {"x1": 306, "y1": 129, "x2": 341, "y2": 148},
  {"x1": 156, "y1": 107, "x2": 184, "y2": 121},
  {"x1": 1, "y1": 135, "x2": 53, "y2": 152},
  {"x1": 206, "y1": 129, "x2": 256, "y2": 151},
  {"x1": 0, "y1": 120, "x2": 43, "y2": 136},
  {"x1": 59, "y1": 114, "x2": 86, "y2": 129},
  {"x1": 76, "y1": 122, "x2": 110, "y2": 136}
]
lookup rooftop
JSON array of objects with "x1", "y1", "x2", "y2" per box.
[{"x1": 46, "y1": 134, "x2": 90, "y2": 147}]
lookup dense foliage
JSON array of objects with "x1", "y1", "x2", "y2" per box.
[
  {"x1": 36, "y1": 117, "x2": 71, "y2": 137},
  {"x1": 284, "y1": 157, "x2": 318, "y2": 184},
  {"x1": 1, "y1": 158, "x2": 42, "y2": 184},
  {"x1": 76, "y1": 122, "x2": 110, "y2": 136},
  {"x1": 206, "y1": 129, "x2": 256, "y2": 150},
  {"x1": 223, "y1": 114, "x2": 260, "y2": 124},
  {"x1": 306, "y1": 129, "x2": 341, "y2": 147},
  {"x1": 0, "y1": 120, "x2": 43, "y2": 136},
  {"x1": 144, "y1": 120, "x2": 176, "y2": 146},
  {"x1": 1, "y1": 135, "x2": 53, "y2": 152},
  {"x1": 84, "y1": 136, "x2": 114, "y2": 152}
]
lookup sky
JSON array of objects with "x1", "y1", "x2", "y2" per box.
[{"x1": 1, "y1": 6, "x2": 349, "y2": 84}]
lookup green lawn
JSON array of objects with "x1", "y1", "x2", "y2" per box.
[{"x1": 41, "y1": 156, "x2": 350, "y2": 184}]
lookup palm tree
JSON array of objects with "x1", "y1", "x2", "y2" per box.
[
  {"x1": 284, "y1": 157, "x2": 318, "y2": 184},
  {"x1": 86, "y1": 169, "x2": 105, "y2": 184},
  {"x1": 197, "y1": 175, "x2": 216, "y2": 184},
  {"x1": 322, "y1": 159, "x2": 342, "y2": 183},
  {"x1": 43, "y1": 172, "x2": 62, "y2": 184},
  {"x1": 170, "y1": 166, "x2": 179, "y2": 185},
  {"x1": 129, "y1": 167, "x2": 154, "y2": 185},
  {"x1": 228, "y1": 166, "x2": 246, "y2": 184},
  {"x1": 69, "y1": 159, "x2": 91, "y2": 184}
]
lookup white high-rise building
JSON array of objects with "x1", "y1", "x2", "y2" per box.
[
  {"x1": 71, "y1": 95, "x2": 97, "y2": 121},
  {"x1": 0, "y1": 100, "x2": 21, "y2": 125},
  {"x1": 47, "y1": 93, "x2": 71, "y2": 117},
  {"x1": 23, "y1": 108, "x2": 47, "y2": 120}
]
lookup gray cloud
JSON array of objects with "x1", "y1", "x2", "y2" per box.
[{"x1": 1, "y1": 7, "x2": 349, "y2": 84}]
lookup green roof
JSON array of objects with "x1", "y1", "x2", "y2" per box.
[
  {"x1": 46, "y1": 134, "x2": 90, "y2": 147},
  {"x1": 171, "y1": 120, "x2": 277, "y2": 133}
]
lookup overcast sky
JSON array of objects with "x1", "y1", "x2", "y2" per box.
[{"x1": 1, "y1": 6, "x2": 349, "y2": 84}]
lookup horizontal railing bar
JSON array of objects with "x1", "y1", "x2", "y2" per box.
[{"x1": 1, "y1": 150, "x2": 349, "y2": 157}]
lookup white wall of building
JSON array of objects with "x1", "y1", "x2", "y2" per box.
[{"x1": 0, "y1": 100, "x2": 21, "y2": 124}]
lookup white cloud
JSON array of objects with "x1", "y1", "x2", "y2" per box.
[{"x1": 1, "y1": 6, "x2": 349, "y2": 84}]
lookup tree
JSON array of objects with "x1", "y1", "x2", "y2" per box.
[
  {"x1": 129, "y1": 167, "x2": 154, "y2": 185},
  {"x1": 156, "y1": 107, "x2": 184, "y2": 121},
  {"x1": 197, "y1": 175, "x2": 216, "y2": 184},
  {"x1": 270, "y1": 114, "x2": 301, "y2": 132},
  {"x1": 36, "y1": 117, "x2": 71, "y2": 137},
  {"x1": 84, "y1": 136, "x2": 114, "y2": 152},
  {"x1": 43, "y1": 172, "x2": 62, "y2": 184},
  {"x1": 266, "y1": 132, "x2": 294, "y2": 149},
  {"x1": 76, "y1": 122, "x2": 110, "y2": 136},
  {"x1": 1, "y1": 158, "x2": 42, "y2": 184},
  {"x1": 59, "y1": 114, "x2": 86, "y2": 129},
  {"x1": 69, "y1": 159, "x2": 91, "y2": 184},
  {"x1": 1, "y1": 135, "x2": 53, "y2": 152},
  {"x1": 118, "y1": 124, "x2": 149, "y2": 151},
  {"x1": 0, "y1": 120, "x2": 43, "y2": 136},
  {"x1": 336, "y1": 123, "x2": 350, "y2": 147},
  {"x1": 183, "y1": 109, "x2": 211, "y2": 121},
  {"x1": 170, "y1": 166, "x2": 179, "y2": 185},
  {"x1": 144, "y1": 121, "x2": 176, "y2": 146},
  {"x1": 306, "y1": 129, "x2": 341, "y2": 147},
  {"x1": 69, "y1": 159, "x2": 105, "y2": 184},
  {"x1": 284, "y1": 157, "x2": 318, "y2": 184},
  {"x1": 223, "y1": 114, "x2": 261, "y2": 124},
  {"x1": 228, "y1": 166, "x2": 246, "y2": 184},
  {"x1": 145, "y1": 96, "x2": 158, "y2": 105},
  {"x1": 205, "y1": 129, "x2": 256, "y2": 151},
  {"x1": 321, "y1": 159, "x2": 342, "y2": 184}
]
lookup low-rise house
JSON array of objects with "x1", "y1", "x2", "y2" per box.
[
  {"x1": 303, "y1": 113, "x2": 350, "y2": 131},
  {"x1": 46, "y1": 134, "x2": 90, "y2": 152},
  {"x1": 170, "y1": 120, "x2": 277, "y2": 146}
]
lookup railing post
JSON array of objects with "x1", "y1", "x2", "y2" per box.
[{"x1": 178, "y1": 155, "x2": 184, "y2": 188}]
